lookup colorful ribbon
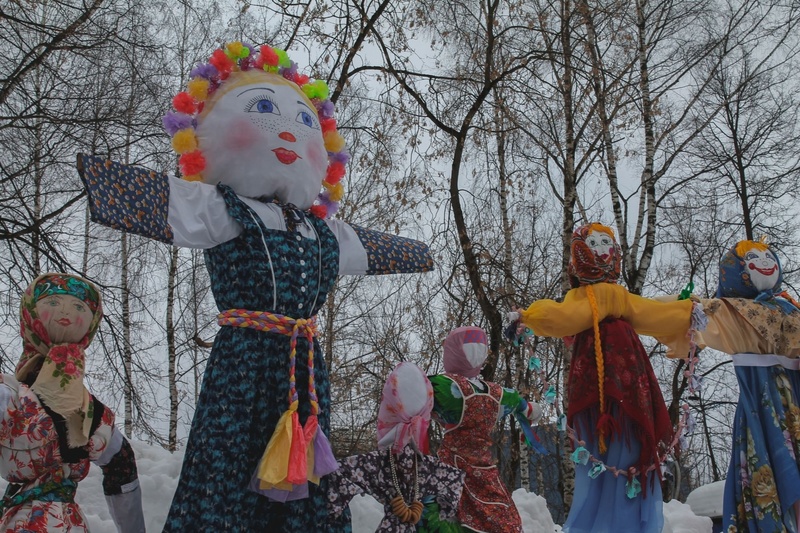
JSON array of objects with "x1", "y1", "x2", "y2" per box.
[{"x1": 218, "y1": 309, "x2": 337, "y2": 502}]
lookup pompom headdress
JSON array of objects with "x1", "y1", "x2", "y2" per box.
[{"x1": 163, "y1": 42, "x2": 348, "y2": 219}]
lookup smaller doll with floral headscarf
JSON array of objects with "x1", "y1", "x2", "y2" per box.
[
  {"x1": 506, "y1": 223, "x2": 702, "y2": 533},
  {"x1": 326, "y1": 362, "x2": 465, "y2": 532},
  {"x1": 662, "y1": 239, "x2": 800, "y2": 533},
  {"x1": 0, "y1": 273, "x2": 145, "y2": 533},
  {"x1": 426, "y1": 326, "x2": 542, "y2": 533}
]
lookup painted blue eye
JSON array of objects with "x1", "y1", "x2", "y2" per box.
[
  {"x1": 246, "y1": 95, "x2": 280, "y2": 115},
  {"x1": 296, "y1": 111, "x2": 317, "y2": 129},
  {"x1": 256, "y1": 99, "x2": 275, "y2": 113},
  {"x1": 745, "y1": 252, "x2": 758, "y2": 260}
]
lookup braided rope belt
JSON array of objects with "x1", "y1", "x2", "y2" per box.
[{"x1": 217, "y1": 309, "x2": 320, "y2": 414}]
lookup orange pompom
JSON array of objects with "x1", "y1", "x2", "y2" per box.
[
  {"x1": 309, "y1": 204, "x2": 328, "y2": 219},
  {"x1": 209, "y1": 49, "x2": 234, "y2": 75},
  {"x1": 182, "y1": 174, "x2": 204, "y2": 182},
  {"x1": 173, "y1": 92, "x2": 196, "y2": 114},
  {"x1": 325, "y1": 161, "x2": 345, "y2": 184},
  {"x1": 320, "y1": 118, "x2": 337, "y2": 134},
  {"x1": 179, "y1": 150, "x2": 206, "y2": 175}
]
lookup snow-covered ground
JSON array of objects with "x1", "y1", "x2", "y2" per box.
[{"x1": 0, "y1": 440, "x2": 715, "y2": 532}]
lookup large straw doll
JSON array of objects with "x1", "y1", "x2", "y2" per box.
[
  {"x1": 0, "y1": 274, "x2": 145, "y2": 533},
  {"x1": 76, "y1": 42, "x2": 433, "y2": 531},
  {"x1": 507, "y1": 223, "x2": 702, "y2": 533},
  {"x1": 327, "y1": 362, "x2": 465, "y2": 532},
  {"x1": 664, "y1": 239, "x2": 800, "y2": 532}
]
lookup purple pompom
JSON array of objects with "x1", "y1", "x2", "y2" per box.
[
  {"x1": 162, "y1": 112, "x2": 194, "y2": 135},
  {"x1": 318, "y1": 100, "x2": 335, "y2": 120},
  {"x1": 189, "y1": 63, "x2": 219, "y2": 80},
  {"x1": 329, "y1": 150, "x2": 350, "y2": 165}
]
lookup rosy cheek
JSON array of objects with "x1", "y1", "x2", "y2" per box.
[
  {"x1": 307, "y1": 140, "x2": 327, "y2": 174},
  {"x1": 39, "y1": 310, "x2": 52, "y2": 322},
  {"x1": 223, "y1": 118, "x2": 262, "y2": 151}
]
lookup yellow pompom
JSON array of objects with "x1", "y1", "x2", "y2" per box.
[
  {"x1": 187, "y1": 78, "x2": 209, "y2": 101},
  {"x1": 182, "y1": 173, "x2": 204, "y2": 182},
  {"x1": 172, "y1": 129, "x2": 198, "y2": 154},
  {"x1": 323, "y1": 131, "x2": 345, "y2": 153},
  {"x1": 327, "y1": 182, "x2": 344, "y2": 202},
  {"x1": 226, "y1": 42, "x2": 244, "y2": 58}
]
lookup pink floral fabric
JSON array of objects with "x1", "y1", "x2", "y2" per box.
[{"x1": 0, "y1": 375, "x2": 115, "y2": 532}]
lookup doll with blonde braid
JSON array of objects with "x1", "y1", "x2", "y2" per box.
[{"x1": 506, "y1": 223, "x2": 704, "y2": 533}]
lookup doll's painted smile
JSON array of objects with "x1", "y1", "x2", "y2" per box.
[
  {"x1": 750, "y1": 263, "x2": 777, "y2": 276},
  {"x1": 57, "y1": 318, "x2": 72, "y2": 326},
  {"x1": 273, "y1": 147, "x2": 300, "y2": 164}
]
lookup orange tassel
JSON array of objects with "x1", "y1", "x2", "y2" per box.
[{"x1": 286, "y1": 412, "x2": 307, "y2": 485}]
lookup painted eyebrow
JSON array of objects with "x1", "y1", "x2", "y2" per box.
[
  {"x1": 296, "y1": 100, "x2": 314, "y2": 111},
  {"x1": 236, "y1": 87, "x2": 276, "y2": 97}
]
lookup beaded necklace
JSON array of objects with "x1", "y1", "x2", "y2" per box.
[{"x1": 388, "y1": 449, "x2": 423, "y2": 524}]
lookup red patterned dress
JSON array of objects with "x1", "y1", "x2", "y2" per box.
[{"x1": 436, "y1": 373, "x2": 523, "y2": 533}]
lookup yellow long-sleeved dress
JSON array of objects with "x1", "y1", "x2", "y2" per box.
[{"x1": 519, "y1": 282, "x2": 694, "y2": 533}]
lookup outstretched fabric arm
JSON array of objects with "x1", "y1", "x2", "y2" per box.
[
  {"x1": 78, "y1": 154, "x2": 175, "y2": 244},
  {"x1": 328, "y1": 221, "x2": 435, "y2": 276},
  {"x1": 77, "y1": 154, "x2": 239, "y2": 248}
]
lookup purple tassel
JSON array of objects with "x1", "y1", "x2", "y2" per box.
[
  {"x1": 162, "y1": 112, "x2": 194, "y2": 135},
  {"x1": 248, "y1": 475, "x2": 309, "y2": 502},
  {"x1": 189, "y1": 63, "x2": 219, "y2": 80},
  {"x1": 312, "y1": 429, "x2": 339, "y2": 479}
]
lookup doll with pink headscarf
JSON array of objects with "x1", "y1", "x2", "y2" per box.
[
  {"x1": 327, "y1": 362, "x2": 465, "y2": 532},
  {"x1": 426, "y1": 326, "x2": 542, "y2": 533},
  {"x1": 0, "y1": 273, "x2": 145, "y2": 532}
]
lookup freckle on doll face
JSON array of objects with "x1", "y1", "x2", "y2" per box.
[
  {"x1": 35, "y1": 295, "x2": 93, "y2": 344},
  {"x1": 197, "y1": 75, "x2": 328, "y2": 208}
]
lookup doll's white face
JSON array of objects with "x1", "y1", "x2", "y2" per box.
[
  {"x1": 197, "y1": 76, "x2": 328, "y2": 208},
  {"x1": 585, "y1": 230, "x2": 615, "y2": 261},
  {"x1": 744, "y1": 248, "x2": 780, "y2": 291},
  {"x1": 35, "y1": 295, "x2": 93, "y2": 344},
  {"x1": 463, "y1": 342, "x2": 488, "y2": 369}
]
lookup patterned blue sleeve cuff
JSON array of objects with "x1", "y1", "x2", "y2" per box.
[
  {"x1": 350, "y1": 225, "x2": 434, "y2": 275},
  {"x1": 77, "y1": 154, "x2": 173, "y2": 244}
]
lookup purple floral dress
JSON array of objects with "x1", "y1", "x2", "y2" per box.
[{"x1": 327, "y1": 445, "x2": 464, "y2": 532}]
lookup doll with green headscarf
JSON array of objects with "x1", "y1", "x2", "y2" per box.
[{"x1": 0, "y1": 273, "x2": 145, "y2": 532}]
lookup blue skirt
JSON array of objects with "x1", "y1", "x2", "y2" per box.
[
  {"x1": 724, "y1": 363, "x2": 800, "y2": 532},
  {"x1": 563, "y1": 409, "x2": 663, "y2": 533}
]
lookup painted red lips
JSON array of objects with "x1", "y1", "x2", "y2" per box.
[
  {"x1": 273, "y1": 147, "x2": 300, "y2": 165},
  {"x1": 749, "y1": 263, "x2": 778, "y2": 276}
]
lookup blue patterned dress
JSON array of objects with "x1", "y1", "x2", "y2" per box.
[
  {"x1": 77, "y1": 155, "x2": 434, "y2": 532},
  {"x1": 163, "y1": 185, "x2": 349, "y2": 531}
]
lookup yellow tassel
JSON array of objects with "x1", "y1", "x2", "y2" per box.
[
  {"x1": 187, "y1": 78, "x2": 209, "y2": 101},
  {"x1": 324, "y1": 131, "x2": 345, "y2": 153},
  {"x1": 171, "y1": 129, "x2": 198, "y2": 154},
  {"x1": 255, "y1": 401, "x2": 298, "y2": 485}
]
